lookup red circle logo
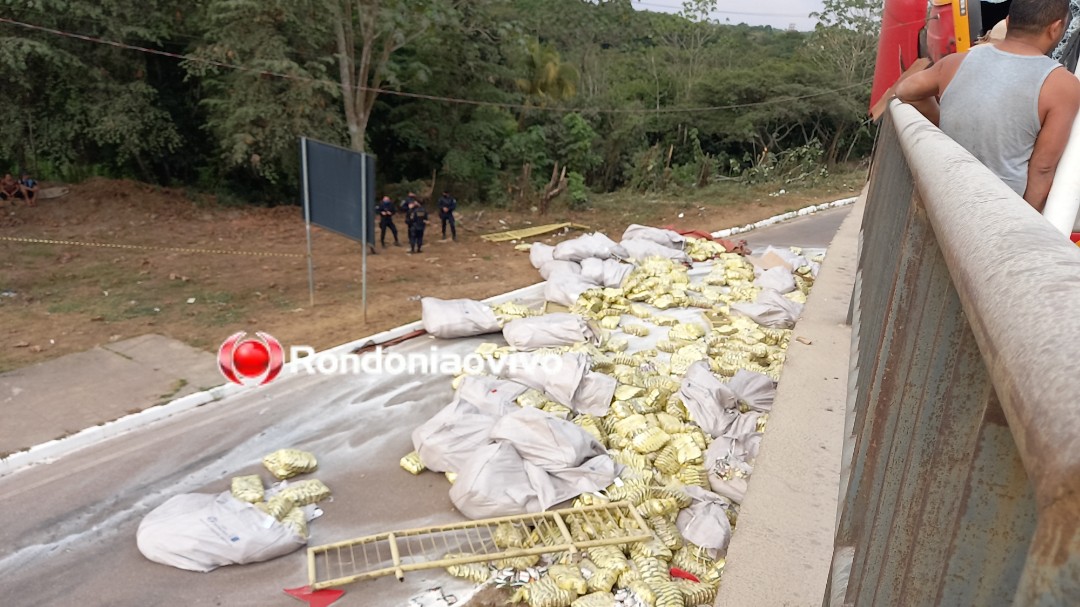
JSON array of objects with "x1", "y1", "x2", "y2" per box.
[{"x1": 218, "y1": 332, "x2": 284, "y2": 385}]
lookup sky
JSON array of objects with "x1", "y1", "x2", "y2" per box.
[{"x1": 632, "y1": 0, "x2": 828, "y2": 31}]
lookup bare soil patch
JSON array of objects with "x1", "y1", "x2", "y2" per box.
[{"x1": 0, "y1": 174, "x2": 863, "y2": 372}]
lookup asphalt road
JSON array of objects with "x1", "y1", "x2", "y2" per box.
[{"x1": 0, "y1": 207, "x2": 853, "y2": 607}]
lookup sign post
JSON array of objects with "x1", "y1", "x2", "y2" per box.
[{"x1": 299, "y1": 137, "x2": 376, "y2": 318}]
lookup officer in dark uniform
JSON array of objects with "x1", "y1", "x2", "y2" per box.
[
  {"x1": 376, "y1": 196, "x2": 401, "y2": 248},
  {"x1": 437, "y1": 191, "x2": 457, "y2": 241},
  {"x1": 405, "y1": 198, "x2": 429, "y2": 254}
]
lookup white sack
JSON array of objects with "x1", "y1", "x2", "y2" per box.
[
  {"x1": 675, "y1": 486, "x2": 733, "y2": 554},
  {"x1": 730, "y1": 288, "x2": 804, "y2": 329},
  {"x1": 727, "y1": 370, "x2": 776, "y2": 412},
  {"x1": 710, "y1": 477, "x2": 748, "y2": 505},
  {"x1": 580, "y1": 258, "x2": 606, "y2": 285},
  {"x1": 500, "y1": 352, "x2": 616, "y2": 416},
  {"x1": 136, "y1": 491, "x2": 305, "y2": 572},
  {"x1": 503, "y1": 313, "x2": 598, "y2": 351},
  {"x1": 544, "y1": 274, "x2": 596, "y2": 307},
  {"x1": 622, "y1": 224, "x2": 686, "y2": 250},
  {"x1": 619, "y1": 238, "x2": 692, "y2": 264},
  {"x1": 580, "y1": 258, "x2": 631, "y2": 288},
  {"x1": 411, "y1": 376, "x2": 525, "y2": 473},
  {"x1": 452, "y1": 409, "x2": 619, "y2": 518},
  {"x1": 553, "y1": 233, "x2": 627, "y2": 262},
  {"x1": 449, "y1": 441, "x2": 544, "y2": 518},
  {"x1": 530, "y1": 243, "x2": 555, "y2": 269},
  {"x1": 761, "y1": 245, "x2": 808, "y2": 270},
  {"x1": 753, "y1": 266, "x2": 796, "y2": 294},
  {"x1": 678, "y1": 361, "x2": 739, "y2": 438},
  {"x1": 539, "y1": 260, "x2": 582, "y2": 280},
  {"x1": 421, "y1": 297, "x2": 501, "y2": 338},
  {"x1": 601, "y1": 258, "x2": 633, "y2": 288},
  {"x1": 489, "y1": 407, "x2": 606, "y2": 470}
]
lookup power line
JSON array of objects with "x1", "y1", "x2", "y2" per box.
[
  {"x1": 0, "y1": 16, "x2": 870, "y2": 116},
  {"x1": 632, "y1": 0, "x2": 813, "y2": 20}
]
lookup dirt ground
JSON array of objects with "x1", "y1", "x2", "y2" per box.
[{"x1": 0, "y1": 174, "x2": 864, "y2": 372}]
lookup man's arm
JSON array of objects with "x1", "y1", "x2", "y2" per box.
[
  {"x1": 1026, "y1": 70, "x2": 1080, "y2": 212},
  {"x1": 895, "y1": 54, "x2": 965, "y2": 125}
]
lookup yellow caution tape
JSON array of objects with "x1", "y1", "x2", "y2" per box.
[{"x1": 0, "y1": 236, "x2": 306, "y2": 258}]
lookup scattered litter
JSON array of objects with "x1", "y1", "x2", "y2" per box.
[
  {"x1": 796, "y1": 336, "x2": 813, "y2": 345},
  {"x1": 283, "y1": 585, "x2": 345, "y2": 607},
  {"x1": 0, "y1": 290, "x2": 16, "y2": 298},
  {"x1": 186, "y1": 297, "x2": 196, "y2": 304},
  {"x1": 409, "y1": 587, "x2": 459, "y2": 607}
]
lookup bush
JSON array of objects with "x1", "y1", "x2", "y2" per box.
[{"x1": 567, "y1": 171, "x2": 589, "y2": 210}]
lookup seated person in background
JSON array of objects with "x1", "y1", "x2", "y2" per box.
[
  {"x1": 18, "y1": 172, "x2": 39, "y2": 206},
  {"x1": 0, "y1": 173, "x2": 18, "y2": 204}
]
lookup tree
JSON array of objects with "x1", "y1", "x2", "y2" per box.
[
  {"x1": 0, "y1": 0, "x2": 188, "y2": 180},
  {"x1": 516, "y1": 39, "x2": 579, "y2": 106},
  {"x1": 332, "y1": 0, "x2": 458, "y2": 152}
]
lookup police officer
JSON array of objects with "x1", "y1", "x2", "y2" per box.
[
  {"x1": 399, "y1": 191, "x2": 418, "y2": 213},
  {"x1": 376, "y1": 196, "x2": 401, "y2": 248},
  {"x1": 437, "y1": 191, "x2": 457, "y2": 241},
  {"x1": 405, "y1": 198, "x2": 429, "y2": 254}
]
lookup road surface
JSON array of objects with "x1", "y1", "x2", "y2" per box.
[{"x1": 0, "y1": 208, "x2": 852, "y2": 607}]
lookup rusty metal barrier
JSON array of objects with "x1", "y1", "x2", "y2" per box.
[{"x1": 826, "y1": 101, "x2": 1080, "y2": 606}]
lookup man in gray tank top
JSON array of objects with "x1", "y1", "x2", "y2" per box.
[{"x1": 895, "y1": 0, "x2": 1080, "y2": 211}]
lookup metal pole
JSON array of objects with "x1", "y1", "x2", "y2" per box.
[
  {"x1": 361, "y1": 154, "x2": 368, "y2": 324},
  {"x1": 301, "y1": 137, "x2": 315, "y2": 307}
]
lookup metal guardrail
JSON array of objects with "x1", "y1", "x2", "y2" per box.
[{"x1": 827, "y1": 101, "x2": 1080, "y2": 606}]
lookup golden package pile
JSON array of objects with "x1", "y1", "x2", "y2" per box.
[
  {"x1": 230, "y1": 475, "x2": 264, "y2": 504},
  {"x1": 257, "y1": 494, "x2": 297, "y2": 521},
  {"x1": 262, "y1": 449, "x2": 318, "y2": 480},
  {"x1": 443, "y1": 553, "x2": 493, "y2": 584},
  {"x1": 281, "y1": 506, "x2": 309, "y2": 538},
  {"x1": 684, "y1": 237, "x2": 729, "y2": 262},
  {"x1": 395, "y1": 239, "x2": 824, "y2": 604},
  {"x1": 280, "y1": 479, "x2": 332, "y2": 506}
]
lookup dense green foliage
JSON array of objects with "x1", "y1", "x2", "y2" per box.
[{"x1": 0, "y1": 0, "x2": 879, "y2": 205}]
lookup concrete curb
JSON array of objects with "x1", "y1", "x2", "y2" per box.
[
  {"x1": 715, "y1": 195, "x2": 864, "y2": 605},
  {"x1": 711, "y1": 195, "x2": 859, "y2": 239},
  {"x1": 1, "y1": 194, "x2": 859, "y2": 478}
]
